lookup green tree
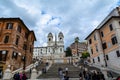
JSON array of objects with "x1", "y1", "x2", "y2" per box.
[
  {"x1": 65, "y1": 47, "x2": 72, "y2": 57},
  {"x1": 81, "y1": 51, "x2": 90, "y2": 59}
]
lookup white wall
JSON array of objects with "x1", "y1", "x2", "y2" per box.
[{"x1": 107, "y1": 48, "x2": 120, "y2": 70}]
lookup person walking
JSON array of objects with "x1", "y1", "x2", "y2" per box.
[
  {"x1": 62, "y1": 71, "x2": 65, "y2": 80},
  {"x1": 83, "y1": 70, "x2": 86, "y2": 78},
  {"x1": 79, "y1": 72, "x2": 83, "y2": 80},
  {"x1": 58, "y1": 67, "x2": 62, "y2": 75},
  {"x1": 65, "y1": 67, "x2": 68, "y2": 75},
  {"x1": 59, "y1": 68, "x2": 63, "y2": 80}
]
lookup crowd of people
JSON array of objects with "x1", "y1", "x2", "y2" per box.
[
  {"x1": 13, "y1": 72, "x2": 28, "y2": 80},
  {"x1": 58, "y1": 67, "x2": 69, "y2": 80},
  {"x1": 79, "y1": 70, "x2": 105, "y2": 80},
  {"x1": 58, "y1": 67, "x2": 106, "y2": 80}
]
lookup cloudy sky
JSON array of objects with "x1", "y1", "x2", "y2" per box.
[{"x1": 0, "y1": 0, "x2": 120, "y2": 48}]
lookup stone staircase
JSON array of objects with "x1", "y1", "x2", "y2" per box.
[
  {"x1": 26, "y1": 63, "x2": 46, "y2": 79},
  {"x1": 38, "y1": 63, "x2": 81, "y2": 79},
  {"x1": 36, "y1": 63, "x2": 46, "y2": 71}
]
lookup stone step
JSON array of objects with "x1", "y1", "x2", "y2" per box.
[
  {"x1": 38, "y1": 63, "x2": 80, "y2": 79},
  {"x1": 39, "y1": 72, "x2": 80, "y2": 78},
  {"x1": 29, "y1": 78, "x2": 80, "y2": 80}
]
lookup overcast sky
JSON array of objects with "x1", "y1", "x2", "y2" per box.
[{"x1": 0, "y1": 0, "x2": 120, "y2": 48}]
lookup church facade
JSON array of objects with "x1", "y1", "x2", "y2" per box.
[{"x1": 33, "y1": 32, "x2": 64, "y2": 61}]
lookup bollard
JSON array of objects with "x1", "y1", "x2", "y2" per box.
[{"x1": 3, "y1": 65, "x2": 12, "y2": 80}]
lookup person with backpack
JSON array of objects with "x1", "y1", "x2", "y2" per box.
[{"x1": 79, "y1": 72, "x2": 83, "y2": 80}]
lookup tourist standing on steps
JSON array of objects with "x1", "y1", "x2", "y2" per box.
[
  {"x1": 59, "y1": 68, "x2": 64, "y2": 80},
  {"x1": 62, "y1": 71, "x2": 65, "y2": 80},
  {"x1": 65, "y1": 67, "x2": 68, "y2": 75},
  {"x1": 83, "y1": 69, "x2": 86, "y2": 78},
  {"x1": 79, "y1": 72, "x2": 83, "y2": 80},
  {"x1": 63, "y1": 67, "x2": 69, "y2": 80},
  {"x1": 64, "y1": 73, "x2": 69, "y2": 80},
  {"x1": 58, "y1": 67, "x2": 62, "y2": 75}
]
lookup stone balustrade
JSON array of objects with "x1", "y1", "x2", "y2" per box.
[{"x1": 2, "y1": 61, "x2": 39, "y2": 80}]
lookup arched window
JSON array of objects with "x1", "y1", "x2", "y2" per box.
[
  {"x1": 4, "y1": 35, "x2": 9, "y2": 43},
  {"x1": 49, "y1": 38, "x2": 51, "y2": 41}
]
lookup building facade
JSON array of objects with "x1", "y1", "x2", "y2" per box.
[
  {"x1": 70, "y1": 37, "x2": 87, "y2": 57},
  {"x1": 85, "y1": 7, "x2": 120, "y2": 70},
  {"x1": 0, "y1": 18, "x2": 36, "y2": 74},
  {"x1": 33, "y1": 32, "x2": 64, "y2": 61}
]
